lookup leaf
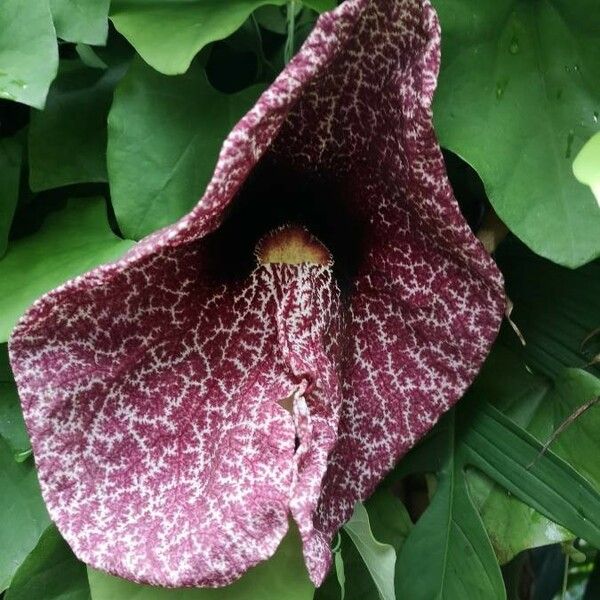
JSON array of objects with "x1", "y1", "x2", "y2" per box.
[
  {"x1": 107, "y1": 57, "x2": 264, "y2": 239},
  {"x1": 109, "y1": 0, "x2": 285, "y2": 75},
  {"x1": 5, "y1": 525, "x2": 90, "y2": 600},
  {"x1": 29, "y1": 60, "x2": 126, "y2": 192},
  {"x1": 394, "y1": 392, "x2": 600, "y2": 599},
  {"x1": 462, "y1": 403, "x2": 600, "y2": 549},
  {"x1": 0, "y1": 197, "x2": 135, "y2": 343},
  {"x1": 343, "y1": 502, "x2": 396, "y2": 600},
  {"x1": 573, "y1": 131, "x2": 600, "y2": 207},
  {"x1": 396, "y1": 412, "x2": 505, "y2": 600},
  {"x1": 303, "y1": 0, "x2": 336, "y2": 12},
  {"x1": 0, "y1": 0, "x2": 58, "y2": 109},
  {"x1": 432, "y1": 0, "x2": 600, "y2": 267},
  {"x1": 0, "y1": 137, "x2": 21, "y2": 257},
  {"x1": 496, "y1": 239, "x2": 600, "y2": 379},
  {"x1": 49, "y1": 0, "x2": 110, "y2": 45},
  {"x1": 0, "y1": 436, "x2": 51, "y2": 592},
  {"x1": 87, "y1": 526, "x2": 313, "y2": 600},
  {"x1": 0, "y1": 345, "x2": 30, "y2": 460},
  {"x1": 466, "y1": 346, "x2": 600, "y2": 562}
]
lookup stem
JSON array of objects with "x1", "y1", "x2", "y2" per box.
[
  {"x1": 285, "y1": 0, "x2": 297, "y2": 65},
  {"x1": 561, "y1": 554, "x2": 569, "y2": 600}
]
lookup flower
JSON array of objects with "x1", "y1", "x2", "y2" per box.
[{"x1": 9, "y1": 0, "x2": 505, "y2": 589}]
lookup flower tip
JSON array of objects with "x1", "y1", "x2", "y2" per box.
[{"x1": 255, "y1": 225, "x2": 332, "y2": 266}]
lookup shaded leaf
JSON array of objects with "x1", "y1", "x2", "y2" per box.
[
  {"x1": 0, "y1": 346, "x2": 30, "y2": 460},
  {"x1": 396, "y1": 412, "x2": 505, "y2": 600},
  {"x1": 110, "y1": 0, "x2": 285, "y2": 75},
  {"x1": 0, "y1": 137, "x2": 21, "y2": 257},
  {"x1": 0, "y1": 436, "x2": 51, "y2": 592},
  {"x1": 29, "y1": 60, "x2": 126, "y2": 192},
  {"x1": 466, "y1": 346, "x2": 600, "y2": 562},
  {"x1": 87, "y1": 527, "x2": 313, "y2": 600},
  {"x1": 0, "y1": 197, "x2": 135, "y2": 342},
  {"x1": 107, "y1": 57, "x2": 264, "y2": 239},
  {"x1": 343, "y1": 502, "x2": 396, "y2": 600},
  {"x1": 50, "y1": 0, "x2": 110, "y2": 45},
  {"x1": 303, "y1": 0, "x2": 336, "y2": 12},
  {"x1": 0, "y1": 0, "x2": 58, "y2": 109},
  {"x1": 5, "y1": 525, "x2": 90, "y2": 600},
  {"x1": 433, "y1": 0, "x2": 600, "y2": 267},
  {"x1": 496, "y1": 239, "x2": 600, "y2": 379}
]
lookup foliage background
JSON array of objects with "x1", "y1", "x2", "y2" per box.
[{"x1": 0, "y1": 1, "x2": 599, "y2": 599}]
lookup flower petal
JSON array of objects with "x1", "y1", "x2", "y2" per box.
[
  {"x1": 10, "y1": 258, "x2": 342, "y2": 587},
  {"x1": 10, "y1": 0, "x2": 506, "y2": 589}
]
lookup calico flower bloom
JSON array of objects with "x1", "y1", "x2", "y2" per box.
[{"x1": 9, "y1": 0, "x2": 504, "y2": 589}]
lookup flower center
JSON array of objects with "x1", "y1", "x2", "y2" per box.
[{"x1": 255, "y1": 225, "x2": 332, "y2": 266}]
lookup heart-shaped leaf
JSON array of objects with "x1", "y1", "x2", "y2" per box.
[
  {"x1": 109, "y1": 0, "x2": 285, "y2": 75},
  {"x1": 432, "y1": 0, "x2": 600, "y2": 267},
  {"x1": 107, "y1": 57, "x2": 264, "y2": 239},
  {"x1": 0, "y1": 0, "x2": 58, "y2": 108}
]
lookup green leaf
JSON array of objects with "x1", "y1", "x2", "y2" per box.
[
  {"x1": 343, "y1": 502, "x2": 396, "y2": 600},
  {"x1": 87, "y1": 526, "x2": 313, "y2": 600},
  {"x1": 5, "y1": 525, "x2": 90, "y2": 600},
  {"x1": 109, "y1": 0, "x2": 285, "y2": 75},
  {"x1": 302, "y1": 0, "x2": 336, "y2": 12},
  {"x1": 0, "y1": 137, "x2": 22, "y2": 257},
  {"x1": 0, "y1": 436, "x2": 51, "y2": 592},
  {"x1": 0, "y1": 347, "x2": 30, "y2": 460},
  {"x1": 496, "y1": 239, "x2": 600, "y2": 379},
  {"x1": 0, "y1": 197, "x2": 135, "y2": 343},
  {"x1": 108, "y1": 57, "x2": 264, "y2": 239},
  {"x1": 394, "y1": 389, "x2": 600, "y2": 599},
  {"x1": 432, "y1": 0, "x2": 600, "y2": 267},
  {"x1": 466, "y1": 345, "x2": 600, "y2": 563},
  {"x1": 573, "y1": 131, "x2": 600, "y2": 207},
  {"x1": 50, "y1": 0, "x2": 110, "y2": 45},
  {"x1": 396, "y1": 412, "x2": 505, "y2": 600},
  {"x1": 461, "y1": 403, "x2": 600, "y2": 549},
  {"x1": 29, "y1": 60, "x2": 126, "y2": 192},
  {"x1": 0, "y1": 0, "x2": 58, "y2": 109}
]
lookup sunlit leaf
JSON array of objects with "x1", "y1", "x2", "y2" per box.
[
  {"x1": 0, "y1": 197, "x2": 135, "y2": 343},
  {"x1": 107, "y1": 57, "x2": 264, "y2": 239},
  {"x1": 4, "y1": 525, "x2": 89, "y2": 600},
  {"x1": 109, "y1": 0, "x2": 285, "y2": 75},
  {"x1": 0, "y1": 0, "x2": 58, "y2": 108},
  {"x1": 87, "y1": 527, "x2": 313, "y2": 600},
  {"x1": 343, "y1": 502, "x2": 396, "y2": 600},
  {"x1": 573, "y1": 131, "x2": 600, "y2": 207},
  {"x1": 0, "y1": 436, "x2": 50, "y2": 592},
  {"x1": 49, "y1": 0, "x2": 110, "y2": 45},
  {"x1": 433, "y1": 0, "x2": 600, "y2": 267}
]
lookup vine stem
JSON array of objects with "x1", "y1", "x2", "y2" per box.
[{"x1": 285, "y1": 0, "x2": 297, "y2": 65}]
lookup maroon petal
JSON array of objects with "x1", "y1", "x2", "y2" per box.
[
  {"x1": 10, "y1": 258, "x2": 341, "y2": 587},
  {"x1": 10, "y1": 0, "x2": 505, "y2": 589}
]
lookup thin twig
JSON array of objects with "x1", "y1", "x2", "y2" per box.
[{"x1": 527, "y1": 395, "x2": 600, "y2": 469}]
